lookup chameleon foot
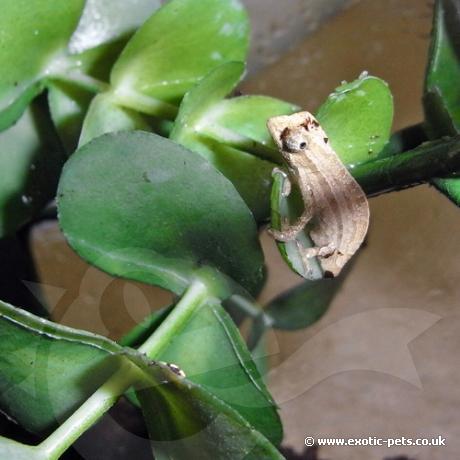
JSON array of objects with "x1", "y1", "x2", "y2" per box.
[
  {"x1": 304, "y1": 242, "x2": 336, "y2": 259},
  {"x1": 268, "y1": 226, "x2": 300, "y2": 242},
  {"x1": 272, "y1": 167, "x2": 291, "y2": 197}
]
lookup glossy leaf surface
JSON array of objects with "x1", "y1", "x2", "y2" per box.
[
  {"x1": 171, "y1": 62, "x2": 275, "y2": 221},
  {"x1": 0, "y1": 0, "x2": 85, "y2": 130},
  {"x1": 0, "y1": 300, "x2": 121, "y2": 434},
  {"x1": 124, "y1": 298, "x2": 282, "y2": 445},
  {"x1": 0, "y1": 301, "x2": 282, "y2": 459},
  {"x1": 68, "y1": 0, "x2": 160, "y2": 54},
  {"x1": 49, "y1": 0, "x2": 162, "y2": 152},
  {"x1": 111, "y1": 0, "x2": 249, "y2": 117},
  {"x1": 197, "y1": 95, "x2": 299, "y2": 163},
  {"x1": 316, "y1": 75, "x2": 394, "y2": 165},
  {"x1": 58, "y1": 131, "x2": 264, "y2": 296},
  {"x1": 79, "y1": 92, "x2": 150, "y2": 146},
  {"x1": 137, "y1": 378, "x2": 284, "y2": 460}
]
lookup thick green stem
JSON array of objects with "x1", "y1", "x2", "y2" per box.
[
  {"x1": 48, "y1": 73, "x2": 110, "y2": 94},
  {"x1": 112, "y1": 87, "x2": 179, "y2": 120},
  {"x1": 36, "y1": 280, "x2": 209, "y2": 460},
  {"x1": 38, "y1": 359, "x2": 140, "y2": 460},
  {"x1": 381, "y1": 122, "x2": 428, "y2": 156},
  {"x1": 351, "y1": 134, "x2": 460, "y2": 196},
  {"x1": 139, "y1": 279, "x2": 209, "y2": 356}
]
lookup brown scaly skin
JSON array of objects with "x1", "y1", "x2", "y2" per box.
[{"x1": 267, "y1": 111, "x2": 370, "y2": 278}]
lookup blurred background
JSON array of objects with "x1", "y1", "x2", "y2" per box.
[{"x1": 27, "y1": 0, "x2": 459, "y2": 459}]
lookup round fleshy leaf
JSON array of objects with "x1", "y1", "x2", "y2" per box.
[
  {"x1": 0, "y1": 299, "x2": 281, "y2": 458},
  {"x1": 110, "y1": 0, "x2": 249, "y2": 117},
  {"x1": 0, "y1": 0, "x2": 85, "y2": 130},
  {"x1": 68, "y1": 0, "x2": 161, "y2": 54},
  {"x1": 138, "y1": 375, "x2": 284, "y2": 460},
  {"x1": 171, "y1": 61, "x2": 245, "y2": 137},
  {"x1": 316, "y1": 74, "x2": 394, "y2": 165},
  {"x1": 122, "y1": 298, "x2": 282, "y2": 445},
  {"x1": 171, "y1": 62, "x2": 275, "y2": 221},
  {"x1": 79, "y1": 92, "x2": 150, "y2": 146},
  {"x1": 199, "y1": 95, "x2": 299, "y2": 163},
  {"x1": 48, "y1": 1, "x2": 162, "y2": 153},
  {"x1": 57, "y1": 131, "x2": 265, "y2": 296}
]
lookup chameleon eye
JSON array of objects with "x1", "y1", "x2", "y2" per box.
[{"x1": 299, "y1": 142, "x2": 307, "y2": 149}]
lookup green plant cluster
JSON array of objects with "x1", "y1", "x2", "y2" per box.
[{"x1": 0, "y1": 0, "x2": 459, "y2": 458}]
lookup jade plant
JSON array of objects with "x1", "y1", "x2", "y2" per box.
[{"x1": 0, "y1": 0, "x2": 459, "y2": 458}]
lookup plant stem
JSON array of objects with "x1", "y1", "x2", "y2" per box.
[
  {"x1": 48, "y1": 73, "x2": 110, "y2": 94},
  {"x1": 36, "y1": 280, "x2": 209, "y2": 460},
  {"x1": 38, "y1": 359, "x2": 140, "y2": 460},
  {"x1": 381, "y1": 122, "x2": 428, "y2": 156},
  {"x1": 138, "y1": 279, "x2": 209, "y2": 356},
  {"x1": 227, "y1": 294, "x2": 273, "y2": 325},
  {"x1": 351, "y1": 134, "x2": 460, "y2": 196},
  {"x1": 112, "y1": 87, "x2": 179, "y2": 120}
]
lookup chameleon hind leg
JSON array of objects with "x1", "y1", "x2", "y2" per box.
[
  {"x1": 302, "y1": 242, "x2": 336, "y2": 259},
  {"x1": 269, "y1": 168, "x2": 314, "y2": 242},
  {"x1": 296, "y1": 241, "x2": 337, "y2": 277}
]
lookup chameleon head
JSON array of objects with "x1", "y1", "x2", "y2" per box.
[
  {"x1": 267, "y1": 111, "x2": 322, "y2": 161},
  {"x1": 279, "y1": 126, "x2": 309, "y2": 154}
]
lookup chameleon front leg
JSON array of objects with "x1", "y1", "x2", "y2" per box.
[{"x1": 269, "y1": 168, "x2": 314, "y2": 242}]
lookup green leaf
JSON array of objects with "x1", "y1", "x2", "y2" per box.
[
  {"x1": 63, "y1": 2, "x2": 178, "y2": 150},
  {"x1": 110, "y1": 0, "x2": 249, "y2": 118},
  {"x1": 137, "y1": 379, "x2": 284, "y2": 460},
  {"x1": 199, "y1": 95, "x2": 300, "y2": 163},
  {"x1": 0, "y1": 0, "x2": 85, "y2": 130},
  {"x1": 265, "y1": 278, "x2": 342, "y2": 330},
  {"x1": 424, "y1": 0, "x2": 460, "y2": 204},
  {"x1": 425, "y1": 0, "x2": 460, "y2": 135},
  {"x1": 171, "y1": 62, "x2": 275, "y2": 221},
  {"x1": 57, "y1": 131, "x2": 265, "y2": 296},
  {"x1": 0, "y1": 98, "x2": 65, "y2": 237},
  {"x1": 68, "y1": 0, "x2": 161, "y2": 55},
  {"x1": 0, "y1": 299, "x2": 122, "y2": 434},
  {"x1": 379, "y1": 123, "x2": 428, "y2": 158},
  {"x1": 79, "y1": 92, "x2": 150, "y2": 146},
  {"x1": 0, "y1": 300, "x2": 282, "y2": 459},
  {"x1": 120, "y1": 305, "x2": 174, "y2": 347},
  {"x1": 170, "y1": 62, "x2": 245, "y2": 136},
  {"x1": 48, "y1": 0, "x2": 162, "y2": 153},
  {"x1": 316, "y1": 74, "x2": 394, "y2": 165},
  {"x1": 125, "y1": 299, "x2": 282, "y2": 445}
]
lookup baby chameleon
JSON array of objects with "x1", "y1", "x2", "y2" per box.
[{"x1": 267, "y1": 111, "x2": 370, "y2": 278}]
